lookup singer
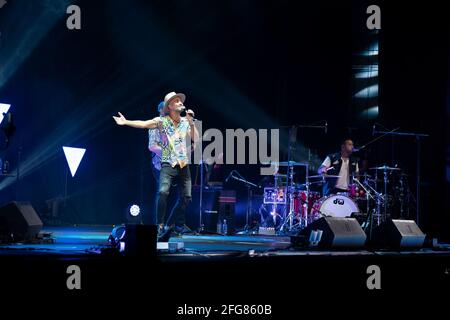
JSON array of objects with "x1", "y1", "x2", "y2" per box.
[
  {"x1": 113, "y1": 91, "x2": 199, "y2": 237},
  {"x1": 317, "y1": 138, "x2": 359, "y2": 196}
]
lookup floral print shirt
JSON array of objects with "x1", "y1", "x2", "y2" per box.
[{"x1": 159, "y1": 116, "x2": 191, "y2": 168}]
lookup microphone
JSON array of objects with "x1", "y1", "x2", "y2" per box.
[
  {"x1": 372, "y1": 124, "x2": 376, "y2": 136},
  {"x1": 324, "y1": 121, "x2": 328, "y2": 134},
  {"x1": 180, "y1": 105, "x2": 198, "y2": 121}
]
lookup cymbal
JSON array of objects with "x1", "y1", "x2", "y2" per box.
[
  {"x1": 351, "y1": 173, "x2": 372, "y2": 178},
  {"x1": 298, "y1": 181, "x2": 326, "y2": 187},
  {"x1": 307, "y1": 174, "x2": 341, "y2": 179},
  {"x1": 262, "y1": 161, "x2": 309, "y2": 166},
  {"x1": 370, "y1": 166, "x2": 401, "y2": 171}
]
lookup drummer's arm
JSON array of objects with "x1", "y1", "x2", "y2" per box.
[
  {"x1": 318, "y1": 156, "x2": 331, "y2": 174},
  {"x1": 353, "y1": 163, "x2": 360, "y2": 182},
  {"x1": 318, "y1": 166, "x2": 328, "y2": 174}
]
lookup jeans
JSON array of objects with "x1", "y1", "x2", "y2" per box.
[{"x1": 156, "y1": 162, "x2": 192, "y2": 226}]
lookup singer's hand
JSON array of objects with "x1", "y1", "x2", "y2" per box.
[
  {"x1": 186, "y1": 109, "x2": 195, "y2": 126},
  {"x1": 113, "y1": 112, "x2": 127, "y2": 125}
]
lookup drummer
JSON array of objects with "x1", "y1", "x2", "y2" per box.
[{"x1": 317, "y1": 138, "x2": 359, "y2": 196}]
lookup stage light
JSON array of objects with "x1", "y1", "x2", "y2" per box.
[
  {"x1": 126, "y1": 204, "x2": 142, "y2": 224},
  {"x1": 108, "y1": 224, "x2": 157, "y2": 256},
  {"x1": 0, "y1": 103, "x2": 11, "y2": 125},
  {"x1": 109, "y1": 225, "x2": 126, "y2": 242},
  {"x1": 108, "y1": 225, "x2": 126, "y2": 252},
  {"x1": 129, "y1": 204, "x2": 141, "y2": 217},
  {"x1": 354, "y1": 65, "x2": 378, "y2": 79},
  {"x1": 354, "y1": 84, "x2": 378, "y2": 98},
  {"x1": 361, "y1": 42, "x2": 378, "y2": 56},
  {"x1": 359, "y1": 106, "x2": 379, "y2": 120},
  {"x1": 62, "y1": 146, "x2": 86, "y2": 177}
]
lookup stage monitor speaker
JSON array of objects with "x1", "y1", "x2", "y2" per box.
[
  {"x1": 0, "y1": 201, "x2": 43, "y2": 241},
  {"x1": 300, "y1": 217, "x2": 367, "y2": 248},
  {"x1": 371, "y1": 219, "x2": 425, "y2": 249}
]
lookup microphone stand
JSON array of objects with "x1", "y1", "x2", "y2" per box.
[
  {"x1": 198, "y1": 158, "x2": 205, "y2": 233},
  {"x1": 373, "y1": 129, "x2": 429, "y2": 227},
  {"x1": 353, "y1": 126, "x2": 401, "y2": 152},
  {"x1": 187, "y1": 116, "x2": 208, "y2": 235},
  {"x1": 227, "y1": 171, "x2": 259, "y2": 234}
]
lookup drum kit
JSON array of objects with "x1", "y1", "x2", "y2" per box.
[{"x1": 259, "y1": 161, "x2": 412, "y2": 234}]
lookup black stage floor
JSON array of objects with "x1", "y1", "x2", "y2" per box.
[{"x1": 0, "y1": 225, "x2": 449, "y2": 307}]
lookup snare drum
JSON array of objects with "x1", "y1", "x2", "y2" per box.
[{"x1": 311, "y1": 194, "x2": 359, "y2": 219}]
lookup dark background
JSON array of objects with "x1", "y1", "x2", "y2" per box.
[{"x1": 0, "y1": 1, "x2": 448, "y2": 239}]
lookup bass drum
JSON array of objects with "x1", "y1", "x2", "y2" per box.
[{"x1": 311, "y1": 194, "x2": 359, "y2": 219}]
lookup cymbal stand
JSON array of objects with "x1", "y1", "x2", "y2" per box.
[
  {"x1": 303, "y1": 164, "x2": 310, "y2": 228},
  {"x1": 398, "y1": 176, "x2": 405, "y2": 219},
  {"x1": 352, "y1": 176, "x2": 376, "y2": 237},
  {"x1": 278, "y1": 122, "x2": 326, "y2": 233},
  {"x1": 373, "y1": 128, "x2": 429, "y2": 227},
  {"x1": 383, "y1": 169, "x2": 388, "y2": 223},
  {"x1": 362, "y1": 178, "x2": 385, "y2": 226},
  {"x1": 278, "y1": 126, "x2": 296, "y2": 233},
  {"x1": 278, "y1": 164, "x2": 296, "y2": 233}
]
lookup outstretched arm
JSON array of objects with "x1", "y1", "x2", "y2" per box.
[{"x1": 113, "y1": 112, "x2": 161, "y2": 129}]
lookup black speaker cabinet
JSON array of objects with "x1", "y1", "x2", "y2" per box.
[
  {"x1": 0, "y1": 202, "x2": 43, "y2": 241},
  {"x1": 371, "y1": 219, "x2": 425, "y2": 249},
  {"x1": 187, "y1": 188, "x2": 219, "y2": 230},
  {"x1": 300, "y1": 217, "x2": 367, "y2": 248}
]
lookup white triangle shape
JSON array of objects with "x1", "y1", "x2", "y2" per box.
[
  {"x1": 0, "y1": 103, "x2": 11, "y2": 125},
  {"x1": 63, "y1": 146, "x2": 86, "y2": 177}
]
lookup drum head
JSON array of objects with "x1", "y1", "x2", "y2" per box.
[{"x1": 317, "y1": 194, "x2": 359, "y2": 218}]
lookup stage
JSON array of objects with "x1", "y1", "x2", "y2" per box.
[
  {"x1": 0, "y1": 225, "x2": 449, "y2": 296},
  {"x1": 2, "y1": 225, "x2": 450, "y2": 256}
]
